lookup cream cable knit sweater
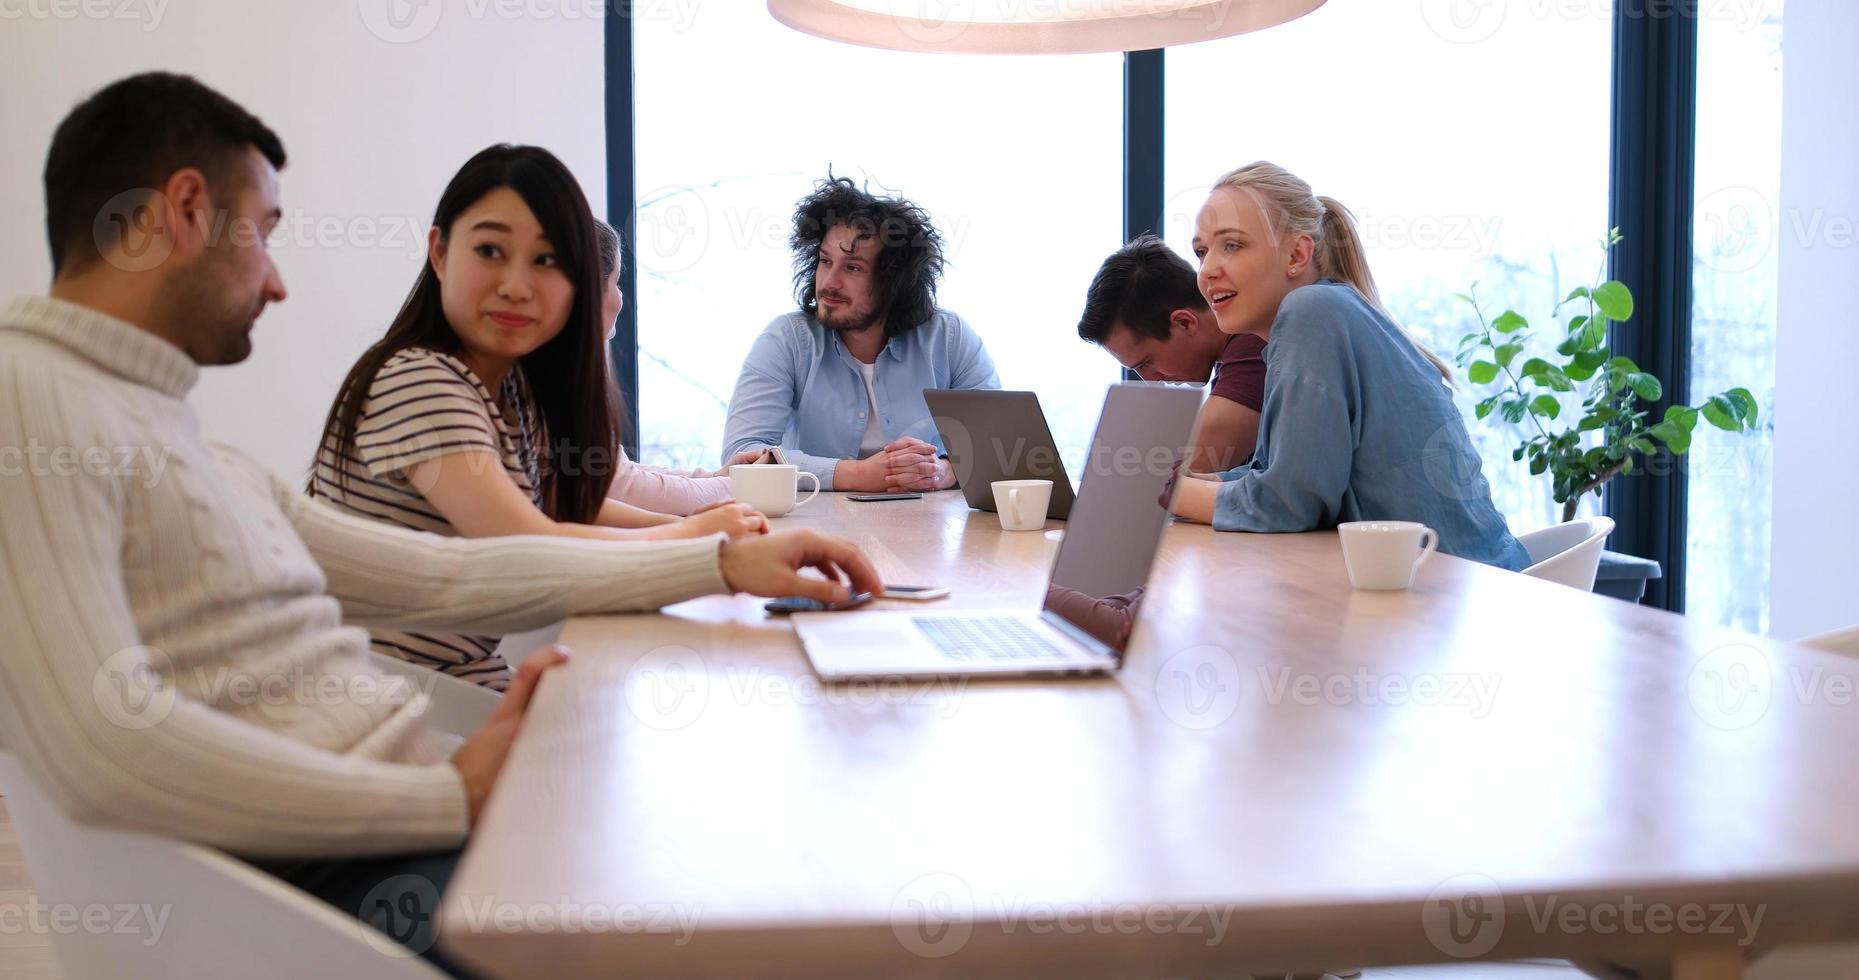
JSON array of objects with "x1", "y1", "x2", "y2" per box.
[{"x1": 0, "y1": 296, "x2": 729, "y2": 858}]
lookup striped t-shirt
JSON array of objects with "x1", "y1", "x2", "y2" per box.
[{"x1": 310, "y1": 347, "x2": 547, "y2": 690}]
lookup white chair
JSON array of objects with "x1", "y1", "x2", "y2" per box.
[
  {"x1": 1800, "y1": 625, "x2": 1859, "y2": 659},
  {"x1": 0, "y1": 657, "x2": 493, "y2": 980},
  {"x1": 1517, "y1": 516, "x2": 1617, "y2": 591}
]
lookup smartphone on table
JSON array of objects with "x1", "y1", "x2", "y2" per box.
[
  {"x1": 846, "y1": 492, "x2": 923, "y2": 502},
  {"x1": 879, "y1": 585, "x2": 950, "y2": 601},
  {"x1": 764, "y1": 592, "x2": 875, "y2": 615}
]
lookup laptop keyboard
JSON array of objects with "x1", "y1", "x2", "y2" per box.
[{"x1": 913, "y1": 616, "x2": 1064, "y2": 661}]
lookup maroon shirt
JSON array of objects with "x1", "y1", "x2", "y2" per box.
[{"x1": 1209, "y1": 332, "x2": 1267, "y2": 410}]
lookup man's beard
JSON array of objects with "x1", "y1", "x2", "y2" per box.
[
  {"x1": 157, "y1": 250, "x2": 260, "y2": 365},
  {"x1": 816, "y1": 296, "x2": 881, "y2": 334}
]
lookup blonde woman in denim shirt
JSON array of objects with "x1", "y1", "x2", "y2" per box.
[{"x1": 1170, "y1": 163, "x2": 1530, "y2": 570}]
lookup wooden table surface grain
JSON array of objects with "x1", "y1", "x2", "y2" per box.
[{"x1": 441, "y1": 491, "x2": 1859, "y2": 979}]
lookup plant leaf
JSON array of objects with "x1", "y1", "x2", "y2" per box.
[
  {"x1": 1702, "y1": 394, "x2": 1742, "y2": 431},
  {"x1": 1591, "y1": 280, "x2": 1635, "y2": 321},
  {"x1": 1475, "y1": 395, "x2": 1499, "y2": 420},
  {"x1": 1493, "y1": 311, "x2": 1529, "y2": 334},
  {"x1": 1469, "y1": 361, "x2": 1499, "y2": 385},
  {"x1": 1494, "y1": 342, "x2": 1524, "y2": 369},
  {"x1": 1501, "y1": 398, "x2": 1529, "y2": 424},
  {"x1": 1665, "y1": 404, "x2": 1699, "y2": 433},
  {"x1": 1530, "y1": 395, "x2": 1562, "y2": 420},
  {"x1": 1581, "y1": 316, "x2": 1608, "y2": 350},
  {"x1": 1649, "y1": 419, "x2": 1692, "y2": 455},
  {"x1": 1727, "y1": 387, "x2": 1760, "y2": 425},
  {"x1": 1539, "y1": 366, "x2": 1576, "y2": 392},
  {"x1": 1627, "y1": 373, "x2": 1663, "y2": 401}
]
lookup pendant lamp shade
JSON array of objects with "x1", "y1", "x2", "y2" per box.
[{"x1": 766, "y1": 0, "x2": 1327, "y2": 55}]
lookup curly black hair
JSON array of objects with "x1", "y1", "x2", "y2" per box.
[{"x1": 790, "y1": 175, "x2": 945, "y2": 337}]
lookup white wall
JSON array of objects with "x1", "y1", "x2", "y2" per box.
[
  {"x1": 1771, "y1": 0, "x2": 1859, "y2": 639},
  {"x1": 0, "y1": 0, "x2": 606, "y2": 480}
]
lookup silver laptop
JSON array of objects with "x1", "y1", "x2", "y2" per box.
[
  {"x1": 794, "y1": 383, "x2": 1201, "y2": 680},
  {"x1": 924, "y1": 388, "x2": 1076, "y2": 520}
]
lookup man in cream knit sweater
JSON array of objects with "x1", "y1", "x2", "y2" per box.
[{"x1": 0, "y1": 73, "x2": 881, "y2": 974}]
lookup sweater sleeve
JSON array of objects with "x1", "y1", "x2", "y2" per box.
[
  {"x1": 0, "y1": 366, "x2": 469, "y2": 858},
  {"x1": 259, "y1": 455, "x2": 733, "y2": 633},
  {"x1": 606, "y1": 448, "x2": 734, "y2": 516}
]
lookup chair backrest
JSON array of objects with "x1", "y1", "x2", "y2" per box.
[
  {"x1": 0, "y1": 752, "x2": 448, "y2": 980},
  {"x1": 1518, "y1": 516, "x2": 1616, "y2": 591},
  {"x1": 1801, "y1": 626, "x2": 1859, "y2": 659}
]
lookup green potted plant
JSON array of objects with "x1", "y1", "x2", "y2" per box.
[{"x1": 1454, "y1": 230, "x2": 1759, "y2": 523}]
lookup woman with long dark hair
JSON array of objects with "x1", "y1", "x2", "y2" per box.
[{"x1": 311, "y1": 145, "x2": 765, "y2": 688}]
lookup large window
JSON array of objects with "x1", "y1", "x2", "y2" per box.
[
  {"x1": 1685, "y1": 3, "x2": 1782, "y2": 633},
  {"x1": 1163, "y1": 0, "x2": 1614, "y2": 535},
  {"x1": 632, "y1": 10, "x2": 1122, "y2": 471}
]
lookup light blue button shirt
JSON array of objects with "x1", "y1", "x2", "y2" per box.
[
  {"x1": 722, "y1": 310, "x2": 1001, "y2": 490},
  {"x1": 1213, "y1": 281, "x2": 1531, "y2": 571}
]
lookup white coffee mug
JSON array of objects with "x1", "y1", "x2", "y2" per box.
[
  {"x1": 728, "y1": 463, "x2": 819, "y2": 517},
  {"x1": 1338, "y1": 521, "x2": 1438, "y2": 590},
  {"x1": 992, "y1": 479, "x2": 1053, "y2": 532}
]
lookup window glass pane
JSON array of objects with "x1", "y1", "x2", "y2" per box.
[
  {"x1": 1687, "y1": 2, "x2": 1782, "y2": 632},
  {"x1": 1164, "y1": 0, "x2": 1613, "y2": 536},
  {"x1": 633, "y1": 11, "x2": 1122, "y2": 472}
]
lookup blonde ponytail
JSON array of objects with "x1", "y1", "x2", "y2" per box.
[{"x1": 1215, "y1": 163, "x2": 1453, "y2": 382}]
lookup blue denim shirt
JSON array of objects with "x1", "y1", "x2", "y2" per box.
[
  {"x1": 1214, "y1": 281, "x2": 1531, "y2": 571},
  {"x1": 722, "y1": 310, "x2": 1001, "y2": 490}
]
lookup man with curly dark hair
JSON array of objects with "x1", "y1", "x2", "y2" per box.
[{"x1": 722, "y1": 175, "x2": 999, "y2": 492}]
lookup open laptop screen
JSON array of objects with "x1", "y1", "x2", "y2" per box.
[{"x1": 1040, "y1": 384, "x2": 1201, "y2": 654}]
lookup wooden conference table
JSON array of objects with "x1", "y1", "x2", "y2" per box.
[{"x1": 441, "y1": 491, "x2": 1859, "y2": 979}]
